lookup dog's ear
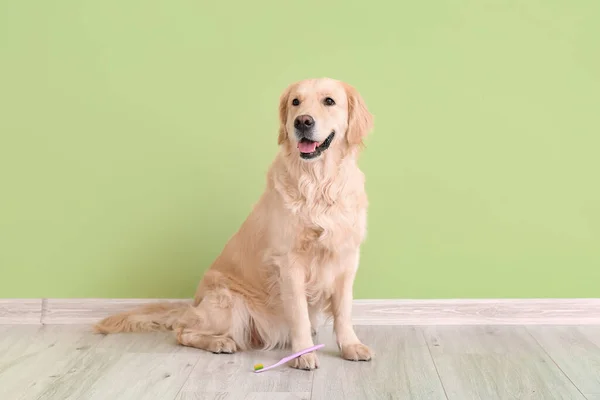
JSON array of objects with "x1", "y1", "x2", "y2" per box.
[
  {"x1": 278, "y1": 84, "x2": 293, "y2": 145},
  {"x1": 344, "y1": 83, "x2": 374, "y2": 146}
]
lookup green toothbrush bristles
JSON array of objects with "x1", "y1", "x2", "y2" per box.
[{"x1": 254, "y1": 363, "x2": 264, "y2": 371}]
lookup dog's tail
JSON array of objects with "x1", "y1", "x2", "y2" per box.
[{"x1": 94, "y1": 301, "x2": 193, "y2": 334}]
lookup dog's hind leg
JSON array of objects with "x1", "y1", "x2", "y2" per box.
[{"x1": 175, "y1": 288, "x2": 248, "y2": 354}]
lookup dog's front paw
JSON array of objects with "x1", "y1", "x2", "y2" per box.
[
  {"x1": 207, "y1": 337, "x2": 237, "y2": 354},
  {"x1": 341, "y1": 343, "x2": 373, "y2": 361},
  {"x1": 289, "y1": 352, "x2": 319, "y2": 370}
]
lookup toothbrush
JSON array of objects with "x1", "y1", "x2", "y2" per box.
[{"x1": 253, "y1": 344, "x2": 325, "y2": 373}]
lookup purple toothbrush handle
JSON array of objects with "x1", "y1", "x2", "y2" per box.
[
  {"x1": 279, "y1": 344, "x2": 325, "y2": 363},
  {"x1": 254, "y1": 344, "x2": 325, "y2": 373}
]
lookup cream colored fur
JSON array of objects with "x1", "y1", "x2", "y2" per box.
[{"x1": 95, "y1": 78, "x2": 374, "y2": 369}]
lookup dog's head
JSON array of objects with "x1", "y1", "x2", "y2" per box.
[{"x1": 278, "y1": 78, "x2": 373, "y2": 160}]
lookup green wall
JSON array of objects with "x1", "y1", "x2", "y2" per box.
[{"x1": 1, "y1": 1, "x2": 599, "y2": 299}]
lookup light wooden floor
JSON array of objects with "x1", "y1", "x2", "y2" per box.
[{"x1": 1, "y1": 325, "x2": 599, "y2": 400}]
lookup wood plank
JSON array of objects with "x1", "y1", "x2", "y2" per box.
[
  {"x1": 37, "y1": 331, "x2": 200, "y2": 400},
  {"x1": 177, "y1": 393, "x2": 310, "y2": 400},
  {"x1": 94, "y1": 331, "x2": 189, "y2": 353},
  {"x1": 528, "y1": 326, "x2": 600, "y2": 397},
  {"x1": 35, "y1": 346, "x2": 122, "y2": 400},
  {"x1": 310, "y1": 326, "x2": 446, "y2": 400},
  {"x1": 78, "y1": 352, "x2": 198, "y2": 400},
  {"x1": 0, "y1": 325, "x2": 42, "y2": 358},
  {"x1": 42, "y1": 298, "x2": 189, "y2": 324},
  {"x1": 0, "y1": 325, "x2": 104, "y2": 400},
  {"x1": 424, "y1": 326, "x2": 586, "y2": 400},
  {"x1": 0, "y1": 299, "x2": 42, "y2": 324},
  {"x1": 176, "y1": 347, "x2": 314, "y2": 397},
  {"x1": 577, "y1": 326, "x2": 600, "y2": 349}
]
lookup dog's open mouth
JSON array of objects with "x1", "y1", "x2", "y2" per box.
[{"x1": 297, "y1": 132, "x2": 335, "y2": 160}]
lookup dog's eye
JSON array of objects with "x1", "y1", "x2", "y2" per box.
[
  {"x1": 292, "y1": 98, "x2": 300, "y2": 106},
  {"x1": 324, "y1": 97, "x2": 335, "y2": 106}
]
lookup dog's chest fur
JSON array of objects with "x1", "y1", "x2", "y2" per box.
[
  {"x1": 272, "y1": 161, "x2": 368, "y2": 255},
  {"x1": 295, "y1": 195, "x2": 366, "y2": 254}
]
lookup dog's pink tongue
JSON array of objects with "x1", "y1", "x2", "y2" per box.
[{"x1": 298, "y1": 141, "x2": 318, "y2": 153}]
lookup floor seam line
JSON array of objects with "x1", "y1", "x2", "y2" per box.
[
  {"x1": 421, "y1": 328, "x2": 450, "y2": 400},
  {"x1": 524, "y1": 326, "x2": 589, "y2": 400},
  {"x1": 172, "y1": 352, "x2": 203, "y2": 400}
]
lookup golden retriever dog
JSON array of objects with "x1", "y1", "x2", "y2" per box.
[{"x1": 95, "y1": 77, "x2": 374, "y2": 370}]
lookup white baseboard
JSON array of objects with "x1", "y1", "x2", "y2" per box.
[
  {"x1": 351, "y1": 298, "x2": 600, "y2": 325},
  {"x1": 0, "y1": 299, "x2": 46, "y2": 324},
  {"x1": 1, "y1": 298, "x2": 600, "y2": 325}
]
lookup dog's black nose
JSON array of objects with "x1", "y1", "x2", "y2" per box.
[{"x1": 294, "y1": 115, "x2": 314, "y2": 132}]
